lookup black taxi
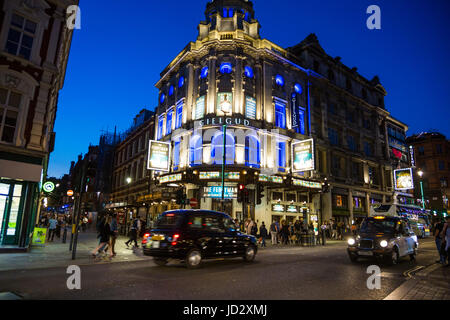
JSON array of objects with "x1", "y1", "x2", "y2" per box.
[
  {"x1": 142, "y1": 210, "x2": 258, "y2": 268},
  {"x1": 347, "y1": 215, "x2": 419, "y2": 265}
]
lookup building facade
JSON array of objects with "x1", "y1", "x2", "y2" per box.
[
  {"x1": 109, "y1": 109, "x2": 156, "y2": 233},
  {"x1": 407, "y1": 132, "x2": 450, "y2": 216},
  {"x1": 149, "y1": 0, "x2": 411, "y2": 227},
  {"x1": 0, "y1": 0, "x2": 77, "y2": 250}
]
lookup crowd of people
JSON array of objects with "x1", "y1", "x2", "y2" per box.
[
  {"x1": 231, "y1": 218, "x2": 356, "y2": 247},
  {"x1": 38, "y1": 212, "x2": 91, "y2": 243}
]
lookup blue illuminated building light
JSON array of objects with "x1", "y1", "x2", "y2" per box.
[
  {"x1": 220, "y1": 63, "x2": 233, "y2": 74},
  {"x1": 275, "y1": 75, "x2": 284, "y2": 86},
  {"x1": 294, "y1": 83, "x2": 303, "y2": 94},
  {"x1": 169, "y1": 85, "x2": 174, "y2": 96},
  {"x1": 178, "y1": 76, "x2": 185, "y2": 88},
  {"x1": 201, "y1": 66, "x2": 209, "y2": 79},
  {"x1": 160, "y1": 93, "x2": 165, "y2": 104},
  {"x1": 245, "y1": 66, "x2": 253, "y2": 78}
]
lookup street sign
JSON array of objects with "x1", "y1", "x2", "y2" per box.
[
  {"x1": 43, "y1": 181, "x2": 55, "y2": 193},
  {"x1": 190, "y1": 198, "x2": 198, "y2": 208},
  {"x1": 67, "y1": 190, "x2": 74, "y2": 196}
]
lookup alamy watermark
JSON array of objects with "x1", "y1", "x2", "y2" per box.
[
  {"x1": 66, "y1": 265, "x2": 81, "y2": 290},
  {"x1": 366, "y1": 5, "x2": 381, "y2": 30},
  {"x1": 66, "y1": 5, "x2": 81, "y2": 30},
  {"x1": 366, "y1": 265, "x2": 381, "y2": 290}
]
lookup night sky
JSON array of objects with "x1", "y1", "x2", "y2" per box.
[{"x1": 48, "y1": 0, "x2": 450, "y2": 178}]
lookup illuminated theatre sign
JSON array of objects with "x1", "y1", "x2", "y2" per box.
[
  {"x1": 292, "y1": 139, "x2": 315, "y2": 173},
  {"x1": 147, "y1": 140, "x2": 171, "y2": 172},
  {"x1": 195, "y1": 115, "x2": 253, "y2": 128}
]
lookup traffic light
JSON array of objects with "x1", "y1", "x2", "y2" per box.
[
  {"x1": 237, "y1": 184, "x2": 245, "y2": 203},
  {"x1": 256, "y1": 184, "x2": 264, "y2": 205},
  {"x1": 243, "y1": 189, "x2": 249, "y2": 203}
]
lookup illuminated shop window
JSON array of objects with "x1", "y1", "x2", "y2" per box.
[
  {"x1": 245, "y1": 66, "x2": 254, "y2": 78},
  {"x1": 201, "y1": 66, "x2": 209, "y2": 79},
  {"x1": 190, "y1": 135, "x2": 203, "y2": 166},
  {"x1": 175, "y1": 101, "x2": 183, "y2": 129},
  {"x1": 211, "y1": 132, "x2": 235, "y2": 165},
  {"x1": 157, "y1": 114, "x2": 165, "y2": 140},
  {"x1": 275, "y1": 102, "x2": 286, "y2": 129},
  {"x1": 173, "y1": 140, "x2": 180, "y2": 170},
  {"x1": 166, "y1": 109, "x2": 173, "y2": 135},
  {"x1": 277, "y1": 141, "x2": 286, "y2": 172},
  {"x1": 220, "y1": 63, "x2": 233, "y2": 74},
  {"x1": 245, "y1": 135, "x2": 261, "y2": 168},
  {"x1": 275, "y1": 75, "x2": 284, "y2": 86}
]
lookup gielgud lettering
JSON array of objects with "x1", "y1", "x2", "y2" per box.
[{"x1": 199, "y1": 117, "x2": 251, "y2": 127}]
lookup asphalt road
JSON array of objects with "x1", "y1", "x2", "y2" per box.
[{"x1": 0, "y1": 238, "x2": 440, "y2": 300}]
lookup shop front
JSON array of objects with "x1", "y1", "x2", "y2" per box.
[
  {"x1": 0, "y1": 155, "x2": 41, "y2": 251},
  {"x1": 331, "y1": 188, "x2": 350, "y2": 224}
]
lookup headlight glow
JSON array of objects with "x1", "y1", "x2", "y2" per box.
[
  {"x1": 380, "y1": 240, "x2": 388, "y2": 248},
  {"x1": 348, "y1": 238, "x2": 356, "y2": 246}
]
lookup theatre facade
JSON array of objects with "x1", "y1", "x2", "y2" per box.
[{"x1": 148, "y1": 0, "x2": 410, "y2": 226}]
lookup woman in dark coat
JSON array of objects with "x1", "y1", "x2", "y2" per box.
[{"x1": 91, "y1": 216, "x2": 113, "y2": 259}]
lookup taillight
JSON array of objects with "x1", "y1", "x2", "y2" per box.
[
  {"x1": 171, "y1": 234, "x2": 180, "y2": 246},
  {"x1": 142, "y1": 233, "x2": 151, "y2": 244}
]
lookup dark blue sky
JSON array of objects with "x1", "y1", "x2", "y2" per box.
[{"x1": 48, "y1": 0, "x2": 450, "y2": 178}]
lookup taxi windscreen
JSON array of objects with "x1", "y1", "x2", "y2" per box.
[{"x1": 360, "y1": 219, "x2": 396, "y2": 234}]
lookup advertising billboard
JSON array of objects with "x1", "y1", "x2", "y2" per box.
[
  {"x1": 217, "y1": 92, "x2": 233, "y2": 115},
  {"x1": 147, "y1": 140, "x2": 171, "y2": 172},
  {"x1": 394, "y1": 168, "x2": 414, "y2": 190},
  {"x1": 291, "y1": 139, "x2": 315, "y2": 173}
]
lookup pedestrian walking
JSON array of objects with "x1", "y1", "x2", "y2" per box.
[
  {"x1": 55, "y1": 216, "x2": 62, "y2": 239},
  {"x1": 61, "y1": 217, "x2": 68, "y2": 243},
  {"x1": 110, "y1": 214, "x2": 118, "y2": 257},
  {"x1": 250, "y1": 220, "x2": 258, "y2": 236},
  {"x1": 432, "y1": 218, "x2": 446, "y2": 264},
  {"x1": 92, "y1": 215, "x2": 113, "y2": 259},
  {"x1": 47, "y1": 214, "x2": 58, "y2": 242},
  {"x1": 259, "y1": 222, "x2": 268, "y2": 247},
  {"x1": 280, "y1": 220, "x2": 289, "y2": 245},
  {"x1": 441, "y1": 216, "x2": 450, "y2": 267},
  {"x1": 125, "y1": 216, "x2": 141, "y2": 248},
  {"x1": 270, "y1": 221, "x2": 279, "y2": 245}
]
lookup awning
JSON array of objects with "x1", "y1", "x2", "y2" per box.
[{"x1": 0, "y1": 159, "x2": 42, "y2": 182}]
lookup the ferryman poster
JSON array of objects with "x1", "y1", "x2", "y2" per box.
[
  {"x1": 292, "y1": 139, "x2": 315, "y2": 173},
  {"x1": 147, "y1": 140, "x2": 171, "y2": 172}
]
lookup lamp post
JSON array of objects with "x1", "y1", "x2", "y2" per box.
[
  {"x1": 418, "y1": 170, "x2": 425, "y2": 210},
  {"x1": 126, "y1": 177, "x2": 132, "y2": 234}
]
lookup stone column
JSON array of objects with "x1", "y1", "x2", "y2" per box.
[
  {"x1": 235, "y1": 57, "x2": 243, "y2": 115},
  {"x1": 207, "y1": 57, "x2": 217, "y2": 115},
  {"x1": 186, "y1": 63, "x2": 195, "y2": 122},
  {"x1": 348, "y1": 189, "x2": 354, "y2": 223}
]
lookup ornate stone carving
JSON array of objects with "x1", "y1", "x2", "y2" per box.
[{"x1": 5, "y1": 74, "x2": 21, "y2": 89}]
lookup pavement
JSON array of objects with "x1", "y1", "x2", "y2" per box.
[
  {"x1": 384, "y1": 262, "x2": 450, "y2": 300},
  {"x1": 0, "y1": 229, "x2": 148, "y2": 272}
]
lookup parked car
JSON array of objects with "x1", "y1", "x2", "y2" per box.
[
  {"x1": 142, "y1": 210, "x2": 258, "y2": 268},
  {"x1": 347, "y1": 215, "x2": 418, "y2": 265}
]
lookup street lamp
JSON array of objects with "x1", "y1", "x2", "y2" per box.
[
  {"x1": 126, "y1": 177, "x2": 132, "y2": 234},
  {"x1": 418, "y1": 170, "x2": 425, "y2": 210}
]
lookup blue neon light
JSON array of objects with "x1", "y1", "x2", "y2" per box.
[
  {"x1": 245, "y1": 66, "x2": 254, "y2": 78},
  {"x1": 294, "y1": 83, "x2": 303, "y2": 94},
  {"x1": 201, "y1": 66, "x2": 209, "y2": 79},
  {"x1": 168, "y1": 85, "x2": 174, "y2": 96},
  {"x1": 160, "y1": 93, "x2": 165, "y2": 104},
  {"x1": 275, "y1": 75, "x2": 284, "y2": 86},
  {"x1": 178, "y1": 76, "x2": 185, "y2": 88},
  {"x1": 220, "y1": 63, "x2": 233, "y2": 74}
]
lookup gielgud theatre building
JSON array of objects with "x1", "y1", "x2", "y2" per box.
[{"x1": 148, "y1": 0, "x2": 410, "y2": 226}]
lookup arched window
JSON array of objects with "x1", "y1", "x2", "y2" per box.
[
  {"x1": 220, "y1": 63, "x2": 233, "y2": 74},
  {"x1": 245, "y1": 135, "x2": 260, "y2": 168},
  {"x1": 211, "y1": 131, "x2": 235, "y2": 165},
  {"x1": 190, "y1": 134, "x2": 203, "y2": 166}
]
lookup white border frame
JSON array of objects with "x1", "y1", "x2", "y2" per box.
[
  {"x1": 291, "y1": 138, "x2": 315, "y2": 173},
  {"x1": 147, "y1": 140, "x2": 172, "y2": 172},
  {"x1": 393, "y1": 168, "x2": 414, "y2": 191}
]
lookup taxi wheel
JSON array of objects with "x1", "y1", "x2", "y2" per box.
[
  {"x1": 387, "y1": 248, "x2": 400, "y2": 265},
  {"x1": 186, "y1": 249, "x2": 202, "y2": 269},
  {"x1": 153, "y1": 258, "x2": 168, "y2": 266},
  {"x1": 243, "y1": 245, "x2": 256, "y2": 262}
]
